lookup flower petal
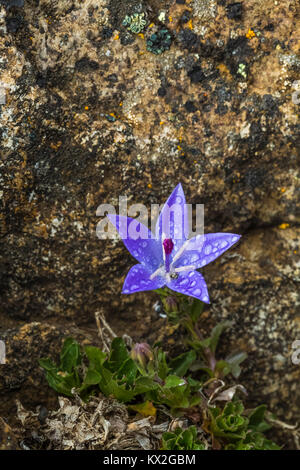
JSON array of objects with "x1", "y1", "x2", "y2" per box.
[
  {"x1": 167, "y1": 270, "x2": 210, "y2": 303},
  {"x1": 155, "y1": 183, "x2": 189, "y2": 254},
  {"x1": 107, "y1": 214, "x2": 163, "y2": 270},
  {"x1": 122, "y1": 264, "x2": 165, "y2": 294},
  {"x1": 172, "y1": 233, "x2": 241, "y2": 270}
]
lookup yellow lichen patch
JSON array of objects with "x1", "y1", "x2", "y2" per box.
[
  {"x1": 278, "y1": 223, "x2": 290, "y2": 229},
  {"x1": 217, "y1": 63, "x2": 232, "y2": 80},
  {"x1": 84, "y1": 105, "x2": 89, "y2": 110},
  {"x1": 50, "y1": 141, "x2": 62, "y2": 151},
  {"x1": 148, "y1": 23, "x2": 154, "y2": 28},
  {"x1": 187, "y1": 19, "x2": 193, "y2": 30},
  {"x1": 113, "y1": 33, "x2": 119, "y2": 40},
  {"x1": 280, "y1": 187, "x2": 286, "y2": 193},
  {"x1": 147, "y1": 183, "x2": 152, "y2": 189},
  {"x1": 168, "y1": 16, "x2": 173, "y2": 23},
  {"x1": 128, "y1": 401, "x2": 157, "y2": 418},
  {"x1": 246, "y1": 29, "x2": 256, "y2": 39},
  {"x1": 138, "y1": 33, "x2": 144, "y2": 39},
  {"x1": 159, "y1": 121, "x2": 164, "y2": 125}
]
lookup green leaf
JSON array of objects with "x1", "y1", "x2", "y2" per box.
[
  {"x1": 134, "y1": 376, "x2": 160, "y2": 395},
  {"x1": 169, "y1": 350, "x2": 196, "y2": 376},
  {"x1": 82, "y1": 368, "x2": 102, "y2": 386},
  {"x1": 189, "y1": 361, "x2": 214, "y2": 377},
  {"x1": 215, "y1": 359, "x2": 231, "y2": 376},
  {"x1": 164, "y1": 375, "x2": 186, "y2": 388},
  {"x1": 60, "y1": 338, "x2": 81, "y2": 373},
  {"x1": 128, "y1": 401, "x2": 157, "y2": 417},
  {"x1": 80, "y1": 346, "x2": 107, "y2": 392},
  {"x1": 161, "y1": 426, "x2": 206, "y2": 450},
  {"x1": 190, "y1": 298, "x2": 204, "y2": 323},
  {"x1": 248, "y1": 405, "x2": 271, "y2": 433},
  {"x1": 106, "y1": 338, "x2": 129, "y2": 372},
  {"x1": 84, "y1": 346, "x2": 107, "y2": 368},
  {"x1": 117, "y1": 358, "x2": 138, "y2": 386},
  {"x1": 39, "y1": 358, "x2": 78, "y2": 397},
  {"x1": 209, "y1": 401, "x2": 249, "y2": 441},
  {"x1": 209, "y1": 321, "x2": 233, "y2": 354},
  {"x1": 156, "y1": 349, "x2": 170, "y2": 380},
  {"x1": 225, "y1": 351, "x2": 248, "y2": 378}
]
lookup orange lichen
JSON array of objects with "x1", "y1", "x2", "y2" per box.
[
  {"x1": 278, "y1": 223, "x2": 290, "y2": 229},
  {"x1": 187, "y1": 19, "x2": 193, "y2": 30},
  {"x1": 246, "y1": 29, "x2": 256, "y2": 39},
  {"x1": 50, "y1": 141, "x2": 62, "y2": 151}
]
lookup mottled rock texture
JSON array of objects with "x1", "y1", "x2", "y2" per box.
[{"x1": 0, "y1": 0, "x2": 299, "y2": 447}]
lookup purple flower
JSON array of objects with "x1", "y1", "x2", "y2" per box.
[{"x1": 107, "y1": 184, "x2": 241, "y2": 303}]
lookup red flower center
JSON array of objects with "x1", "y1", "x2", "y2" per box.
[{"x1": 163, "y1": 238, "x2": 174, "y2": 255}]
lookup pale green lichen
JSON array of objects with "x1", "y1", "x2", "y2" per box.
[
  {"x1": 237, "y1": 63, "x2": 247, "y2": 79},
  {"x1": 122, "y1": 13, "x2": 147, "y2": 34}
]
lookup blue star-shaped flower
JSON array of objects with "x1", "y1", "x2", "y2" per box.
[{"x1": 107, "y1": 184, "x2": 241, "y2": 303}]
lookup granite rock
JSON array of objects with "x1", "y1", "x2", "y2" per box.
[{"x1": 0, "y1": 0, "x2": 299, "y2": 446}]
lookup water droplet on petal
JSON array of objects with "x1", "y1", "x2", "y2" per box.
[{"x1": 204, "y1": 244, "x2": 212, "y2": 255}]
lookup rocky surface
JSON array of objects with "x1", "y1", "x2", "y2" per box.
[
  {"x1": 0, "y1": 0, "x2": 299, "y2": 448},
  {"x1": 0, "y1": 416, "x2": 19, "y2": 449}
]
